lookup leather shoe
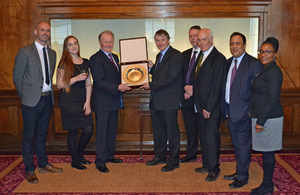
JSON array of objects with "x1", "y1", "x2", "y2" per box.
[
  {"x1": 25, "y1": 171, "x2": 39, "y2": 184},
  {"x1": 80, "y1": 158, "x2": 91, "y2": 165},
  {"x1": 205, "y1": 172, "x2": 219, "y2": 182},
  {"x1": 107, "y1": 158, "x2": 123, "y2": 163},
  {"x1": 71, "y1": 163, "x2": 87, "y2": 170},
  {"x1": 38, "y1": 164, "x2": 63, "y2": 173},
  {"x1": 161, "y1": 164, "x2": 179, "y2": 172},
  {"x1": 146, "y1": 158, "x2": 167, "y2": 166},
  {"x1": 229, "y1": 179, "x2": 248, "y2": 188},
  {"x1": 251, "y1": 182, "x2": 274, "y2": 194},
  {"x1": 195, "y1": 167, "x2": 208, "y2": 173},
  {"x1": 96, "y1": 165, "x2": 109, "y2": 173},
  {"x1": 224, "y1": 172, "x2": 237, "y2": 180},
  {"x1": 179, "y1": 156, "x2": 197, "y2": 163}
]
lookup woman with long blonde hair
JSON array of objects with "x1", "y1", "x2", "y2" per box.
[{"x1": 57, "y1": 35, "x2": 93, "y2": 170}]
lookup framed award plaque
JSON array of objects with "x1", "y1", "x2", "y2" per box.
[{"x1": 119, "y1": 37, "x2": 148, "y2": 86}]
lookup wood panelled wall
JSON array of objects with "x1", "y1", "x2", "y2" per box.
[{"x1": 0, "y1": 0, "x2": 299, "y2": 152}]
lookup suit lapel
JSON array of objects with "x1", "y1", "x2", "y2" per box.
[
  {"x1": 154, "y1": 46, "x2": 172, "y2": 73},
  {"x1": 255, "y1": 61, "x2": 275, "y2": 78},
  {"x1": 112, "y1": 53, "x2": 120, "y2": 71},
  {"x1": 183, "y1": 48, "x2": 193, "y2": 74},
  {"x1": 232, "y1": 53, "x2": 249, "y2": 82},
  {"x1": 100, "y1": 50, "x2": 120, "y2": 73},
  {"x1": 47, "y1": 47, "x2": 56, "y2": 77},
  {"x1": 30, "y1": 43, "x2": 43, "y2": 75},
  {"x1": 199, "y1": 47, "x2": 216, "y2": 70}
]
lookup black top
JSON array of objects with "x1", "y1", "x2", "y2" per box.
[
  {"x1": 59, "y1": 58, "x2": 93, "y2": 130},
  {"x1": 250, "y1": 61, "x2": 284, "y2": 126}
]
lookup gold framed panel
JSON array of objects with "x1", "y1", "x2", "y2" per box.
[{"x1": 121, "y1": 63, "x2": 149, "y2": 86}]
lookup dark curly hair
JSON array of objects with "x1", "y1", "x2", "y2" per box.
[{"x1": 262, "y1": 37, "x2": 279, "y2": 52}]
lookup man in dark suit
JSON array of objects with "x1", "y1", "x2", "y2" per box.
[
  {"x1": 180, "y1": 25, "x2": 201, "y2": 163},
  {"x1": 223, "y1": 32, "x2": 263, "y2": 188},
  {"x1": 193, "y1": 28, "x2": 227, "y2": 182},
  {"x1": 90, "y1": 30, "x2": 131, "y2": 173},
  {"x1": 141, "y1": 29, "x2": 183, "y2": 172},
  {"x1": 13, "y1": 22, "x2": 63, "y2": 184}
]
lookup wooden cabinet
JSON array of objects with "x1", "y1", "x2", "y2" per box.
[
  {"x1": 0, "y1": 0, "x2": 300, "y2": 152},
  {"x1": 0, "y1": 88, "x2": 299, "y2": 152}
]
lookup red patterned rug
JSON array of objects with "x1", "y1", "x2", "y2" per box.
[{"x1": 0, "y1": 154, "x2": 299, "y2": 194}]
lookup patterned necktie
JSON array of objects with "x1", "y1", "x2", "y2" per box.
[
  {"x1": 230, "y1": 59, "x2": 238, "y2": 86},
  {"x1": 42, "y1": 47, "x2": 50, "y2": 85},
  {"x1": 186, "y1": 50, "x2": 198, "y2": 84},
  {"x1": 108, "y1": 53, "x2": 119, "y2": 71},
  {"x1": 195, "y1": 52, "x2": 204, "y2": 78},
  {"x1": 154, "y1": 53, "x2": 162, "y2": 71}
]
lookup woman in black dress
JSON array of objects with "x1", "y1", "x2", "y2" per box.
[
  {"x1": 250, "y1": 37, "x2": 283, "y2": 195},
  {"x1": 56, "y1": 36, "x2": 93, "y2": 170}
]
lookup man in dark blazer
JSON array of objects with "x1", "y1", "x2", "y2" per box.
[
  {"x1": 13, "y1": 22, "x2": 63, "y2": 184},
  {"x1": 193, "y1": 28, "x2": 227, "y2": 182},
  {"x1": 180, "y1": 25, "x2": 201, "y2": 163},
  {"x1": 223, "y1": 32, "x2": 263, "y2": 188},
  {"x1": 90, "y1": 30, "x2": 131, "y2": 173},
  {"x1": 141, "y1": 29, "x2": 183, "y2": 172}
]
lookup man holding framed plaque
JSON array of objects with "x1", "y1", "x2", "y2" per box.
[
  {"x1": 90, "y1": 30, "x2": 131, "y2": 173},
  {"x1": 141, "y1": 29, "x2": 183, "y2": 172}
]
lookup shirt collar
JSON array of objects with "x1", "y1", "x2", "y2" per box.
[
  {"x1": 101, "y1": 49, "x2": 111, "y2": 56},
  {"x1": 192, "y1": 47, "x2": 201, "y2": 54},
  {"x1": 35, "y1": 41, "x2": 45, "y2": 50},
  {"x1": 160, "y1": 45, "x2": 170, "y2": 56},
  {"x1": 234, "y1": 52, "x2": 246, "y2": 65},
  {"x1": 202, "y1": 45, "x2": 214, "y2": 56}
]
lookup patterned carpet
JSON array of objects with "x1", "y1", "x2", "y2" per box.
[{"x1": 0, "y1": 154, "x2": 300, "y2": 194}]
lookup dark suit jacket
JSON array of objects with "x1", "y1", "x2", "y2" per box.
[
  {"x1": 250, "y1": 61, "x2": 283, "y2": 126},
  {"x1": 227, "y1": 53, "x2": 263, "y2": 124},
  {"x1": 193, "y1": 47, "x2": 227, "y2": 118},
  {"x1": 149, "y1": 46, "x2": 183, "y2": 110},
  {"x1": 181, "y1": 48, "x2": 201, "y2": 109},
  {"x1": 13, "y1": 42, "x2": 56, "y2": 107},
  {"x1": 90, "y1": 50, "x2": 121, "y2": 112}
]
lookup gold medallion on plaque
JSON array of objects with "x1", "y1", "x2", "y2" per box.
[{"x1": 122, "y1": 65, "x2": 147, "y2": 85}]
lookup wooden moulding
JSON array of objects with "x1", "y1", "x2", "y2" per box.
[{"x1": 38, "y1": 0, "x2": 272, "y2": 18}]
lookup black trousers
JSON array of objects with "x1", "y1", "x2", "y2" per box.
[
  {"x1": 227, "y1": 116, "x2": 252, "y2": 182},
  {"x1": 181, "y1": 106, "x2": 198, "y2": 159},
  {"x1": 21, "y1": 95, "x2": 52, "y2": 173},
  {"x1": 197, "y1": 112, "x2": 221, "y2": 175},
  {"x1": 151, "y1": 109, "x2": 180, "y2": 165},
  {"x1": 95, "y1": 110, "x2": 118, "y2": 166}
]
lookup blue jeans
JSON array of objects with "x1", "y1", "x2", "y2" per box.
[{"x1": 21, "y1": 95, "x2": 52, "y2": 172}]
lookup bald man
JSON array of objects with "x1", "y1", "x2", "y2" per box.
[
  {"x1": 193, "y1": 28, "x2": 227, "y2": 182},
  {"x1": 13, "y1": 22, "x2": 63, "y2": 184}
]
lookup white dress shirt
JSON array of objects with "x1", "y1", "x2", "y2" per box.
[
  {"x1": 225, "y1": 52, "x2": 246, "y2": 104},
  {"x1": 35, "y1": 41, "x2": 52, "y2": 92}
]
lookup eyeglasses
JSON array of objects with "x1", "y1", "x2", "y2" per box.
[{"x1": 258, "y1": 50, "x2": 276, "y2": 55}]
